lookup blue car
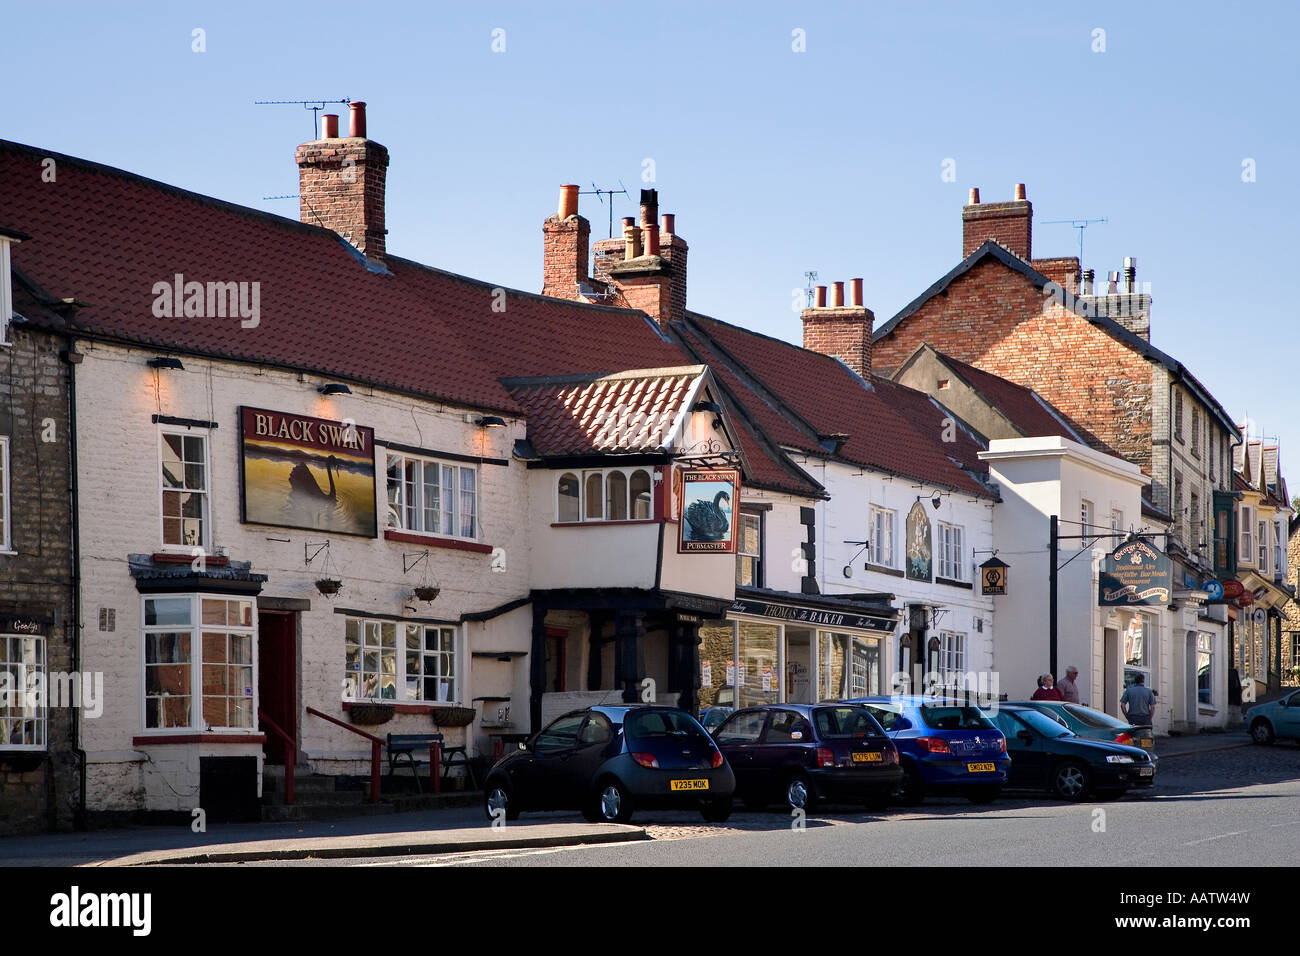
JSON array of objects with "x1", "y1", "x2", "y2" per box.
[{"x1": 850, "y1": 696, "x2": 1009, "y2": 805}]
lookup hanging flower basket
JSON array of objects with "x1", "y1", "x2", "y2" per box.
[
  {"x1": 348, "y1": 703, "x2": 395, "y2": 726},
  {"x1": 315, "y1": 577, "x2": 343, "y2": 596},
  {"x1": 431, "y1": 706, "x2": 477, "y2": 727},
  {"x1": 413, "y1": 585, "x2": 441, "y2": 603}
]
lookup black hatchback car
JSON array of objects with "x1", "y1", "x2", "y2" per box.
[
  {"x1": 483, "y1": 705, "x2": 735, "y2": 824},
  {"x1": 985, "y1": 705, "x2": 1157, "y2": 800},
  {"x1": 712, "y1": 704, "x2": 902, "y2": 812}
]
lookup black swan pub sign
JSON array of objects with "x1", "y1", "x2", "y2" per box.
[
  {"x1": 678, "y1": 467, "x2": 740, "y2": 554},
  {"x1": 239, "y1": 407, "x2": 377, "y2": 537}
]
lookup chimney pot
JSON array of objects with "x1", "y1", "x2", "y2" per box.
[
  {"x1": 814, "y1": 285, "x2": 827, "y2": 308},
  {"x1": 1082, "y1": 269, "x2": 1095, "y2": 295},
  {"x1": 643, "y1": 222, "x2": 660, "y2": 256},
  {"x1": 639, "y1": 188, "x2": 658, "y2": 230},
  {"x1": 849, "y1": 278, "x2": 864, "y2": 307},
  {"x1": 1122, "y1": 257, "x2": 1137, "y2": 293},
  {"x1": 968, "y1": 187, "x2": 980, "y2": 205},
  {"x1": 558, "y1": 184, "x2": 579, "y2": 220},
  {"x1": 321, "y1": 114, "x2": 339, "y2": 139},
  {"x1": 661, "y1": 213, "x2": 675, "y2": 236},
  {"x1": 1107, "y1": 270, "x2": 1120, "y2": 294},
  {"x1": 831, "y1": 281, "x2": 845, "y2": 308},
  {"x1": 1014, "y1": 183, "x2": 1026, "y2": 201},
  {"x1": 348, "y1": 101, "x2": 367, "y2": 138}
]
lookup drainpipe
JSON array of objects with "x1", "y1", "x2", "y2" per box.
[{"x1": 65, "y1": 333, "x2": 86, "y2": 830}]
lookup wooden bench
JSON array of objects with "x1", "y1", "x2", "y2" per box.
[{"x1": 385, "y1": 733, "x2": 477, "y2": 793}]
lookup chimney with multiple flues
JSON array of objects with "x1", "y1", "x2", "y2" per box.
[
  {"x1": 962, "y1": 183, "x2": 1032, "y2": 260},
  {"x1": 1077, "y1": 256, "x2": 1151, "y2": 341},
  {"x1": 295, "y1": 102, "x2": 389, "y2": 261},
  {"x1": 801, "y1": 277, "x2": 874, "y2": 377},
  {"x1": 542, "y1": 184, "x2": 591, "y2": 298}
]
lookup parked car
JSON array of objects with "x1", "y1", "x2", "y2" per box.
[
  {"x1": 984, "y1": 705, "x2": 1156, "y2": 800},
  {"x1": 711, "y1": 704, "x2": 902, "y2": 812},
  {"x1": 1245, "y1": 688, "x2": 1300, "y2": 745},
  {"x1": 698, "y1": 706, "x2": 734, "y2": 734},
  {"x1": 483, "y1": 705, "x2": 735, "y2": 824},
  {"x1": 1012, "y1": 700, "x2": 1157, "y2": 756},
  {"x1": 849, "y1": 696, "x2": 1009, "y2": 805}
]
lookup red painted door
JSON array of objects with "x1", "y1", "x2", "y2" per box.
[{"x1": 258, "y1": 612, "x2": 297, "y2": 764}]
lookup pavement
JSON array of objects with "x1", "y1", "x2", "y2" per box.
[{"x1": 0, "y1": 729, "x2": 1252, "y2": 867}]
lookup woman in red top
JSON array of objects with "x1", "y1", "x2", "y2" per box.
[{"x1": 1031, "y1": 673, "x2": 1064, "y2": 701}]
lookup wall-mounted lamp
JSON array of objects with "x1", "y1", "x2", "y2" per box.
[
  {"x1": 147, "y1": 356, "x2": 185, "y2": 371},
  {"x1": 464, "y1": 414, "x2": 507, "y2": 428},
  {"x1": 317, "y1": 383, "x2": 352, "y2": 396}
]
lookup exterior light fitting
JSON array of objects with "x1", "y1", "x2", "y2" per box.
[
  {"x1": 147, "y1": 356, "x2": 185, "y2": 371},
  {"x1": 465, "y1": 414, "x2": 507, "y2": 428},
  {"x1": 317, "y1": 383, "x2": 352, "y2": 395}
]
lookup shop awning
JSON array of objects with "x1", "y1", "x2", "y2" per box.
[{"x1": 729, "y1": 587, "x2": 900, "y2": 633}]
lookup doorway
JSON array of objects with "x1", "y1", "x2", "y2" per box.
[
  {"x1": 1103, "y1": 627, "x2": 1119, "y2": 716},
  {"x1": 257, "y1": 611, "x2": 297, "y2": 765}
]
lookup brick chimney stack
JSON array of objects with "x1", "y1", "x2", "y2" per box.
[
  {"x1": 801, "y1": 277, "x2": 874, "y2": 377},
  {"x1": 542, "y1": 185, "x2": 591, "y2": 299},
  {"x1": 962, "y1": 183, "x2": 1032, "y2": 260},
  {"x1": 583, "y1": 188, "x2": 687, "y2": 329},
  {"x1": 296, "y1": 102, "x2": 389, "y2": 261}
]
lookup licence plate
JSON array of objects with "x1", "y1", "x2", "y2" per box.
[
  {"x1": 670, "y1": 779, "x2": 709, "y2": 791},
  {"x1": 967, "y1": 762, "x2": 996, "y2": 773},
  {"x1": 1138, "y1": 766, "x2": 1154, "y2": 776},
  {"x1": 852, "y1": 752, "x2": 883, "y2": 763},
  {"x1": 1140, "y1": 738, "x2": 1153, "y2": 748}
]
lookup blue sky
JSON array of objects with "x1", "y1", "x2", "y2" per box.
[{"x1": 5, "y1": 1, "x2": 1297, "y2": 474}]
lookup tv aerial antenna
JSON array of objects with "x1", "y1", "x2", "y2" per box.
[
  {"x1": 254, "y1": 97, "x2": 351, "y2": 139},
  {"x1": 804, "y1": 271, "x2": 819, "y2": 308},
  {"x1": 581, "y1": 181, "x2": 629, "y2": 238},
  {"x1": 1042, "y1": 217, "x2": 1108, "y2": 268}
]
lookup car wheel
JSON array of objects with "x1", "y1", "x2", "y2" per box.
[
  {"x1": 596, "y1": 779, "x2": 634, "y2": 824},
  {"x1": 966, "y1": 785, "x2": 1001, "y2": 805},
  {"x1": 1251, "y1": 719, "x2": 1275, "y2": 746},
  {"x1": 700, "y1": 797, "x2": 733, "y2": 823},
  {"x1": 784, "y1": 772, "x2": 817, "y2": 813},
  {"x1": 484, "y1": 781, "x2": 519, "y2": 822},
  {"x1": 864, "y1": 793, "x2": 892, "y2": 812},
  {"x1": 1051, "y1": 761, "x2": 1090, "y2": 801},
  {"x1": 897, "y1": 764, "x2": 925, "y2": 807}
]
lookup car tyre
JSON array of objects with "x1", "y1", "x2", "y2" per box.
[
  {"x1": 700, "y1": 797, "x2": 733, "y2": 823},
  {"x1": 784, "y1": 772, "x2": 818, "y2": 813},
  {"x1": 966, "y1": 785, "x2": 1001, "y2": 805},
  {"x1": 1051, "y1": 761, "x2": 1090, "y2": 801},
  {"x1": 484, "y1": 781, "x2": 519, "y2": 822},
  {"x1": 596, "y1": 779, "x2": 634, "y2": 824},
  {"x1": 897, "y1": 764, "x2": 925, "y2": 807},
  {"x1": 1250, "y1": 719, "x2": 1275, "y2": 746}
]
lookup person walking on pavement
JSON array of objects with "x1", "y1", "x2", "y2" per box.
[
  {"x1": 1058, "y1": 666, "x2": 1081, "y2": 704},
  {"x1": 1121, "y1": 672, "x2": 1157, "y2": 727},
  {"x1": 1031, "y1": 673, "x2": 1064, "y2": 701}
]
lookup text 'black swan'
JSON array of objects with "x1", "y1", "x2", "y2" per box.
[{"x1": 685, "y1": 490, "x2": 731, "y2": 541}]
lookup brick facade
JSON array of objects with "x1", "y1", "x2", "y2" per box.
[{"x1": 295, "y1": 136, "x2": 389, "y2": 260}]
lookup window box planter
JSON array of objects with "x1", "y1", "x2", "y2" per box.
[{"x1": 347, "y1": 703, "x2": 395, "y2": 726}]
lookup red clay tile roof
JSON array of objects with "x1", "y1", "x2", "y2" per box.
[
  {"x1": 504, "y1": 367, "x2": 701, "y2": 456},
  {"x1": 683, "y1": 314, "x2": 995, "y2": 498}
]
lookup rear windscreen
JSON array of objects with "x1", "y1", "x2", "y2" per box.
[
  {"x1": 625, "y1": 710, "x2": 710, "y2": 742},
  {"x1": 814, "y1": 706, "x2": 885, "y2": 738},
  {"x1": 1062, "y1": 704, "x2": 1129, "y2": 730},
  {"x1": 919, "y1": 706, "x2": 995, "y2": 731}
]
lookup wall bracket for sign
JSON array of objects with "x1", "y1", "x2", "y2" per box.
[{"x1": 304, "y1": 540, "x2": 330, "y2": 567}]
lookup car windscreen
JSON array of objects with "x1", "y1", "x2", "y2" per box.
[
  {"x1": 1015, "y1": 709, "x2": 1074, "y2": 738},
  {"x1": 918, "y1": 705, "x2": 995, "y2": 731},
  {"x1": 625, "y1": 710, "x2": 711, "y2": 743},
  {"x1": 1061, "y1": 704, "x2": 1129, "y2": 730},
  {"x1": 814, "y1": 706, "x2": 885, "y2": 738}
]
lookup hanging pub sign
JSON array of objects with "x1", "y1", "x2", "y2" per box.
[
  {"x1": 979, "y1": 556, "x2": 1009, "y2": 595},
  {"x1": 240, "y1": 407, "x2": 377, "y2": 537},
  {"x1": 678, "y1": 467, "x2": 740, "y2": 553},
  {"x1": 1098, "y1": 538, "x2": 1173, "y2": 606},
  {"x1": 905, "y1": 500, "x2": 932, "y2": 582}
]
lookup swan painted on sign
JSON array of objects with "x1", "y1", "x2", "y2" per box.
[
  {"x1": 685, "y1": 489, "x2": 731, "y2": 541},
  {"x1": 289, "y1": 455, "x2": 339, "y2": 504}
]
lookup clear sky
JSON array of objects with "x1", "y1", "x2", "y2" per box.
[{"x1": 5, "y1": 1, "x2": 1297, "y2": 476}]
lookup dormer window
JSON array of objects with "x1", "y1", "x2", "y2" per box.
[{"x1": 556, "y1": 468, "x2": 653, "y2": 523}]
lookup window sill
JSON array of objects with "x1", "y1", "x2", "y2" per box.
[
  {"x1": 342, "y1": 701, "x2": 465, "y2": 715},
  {"x1": 383, "y1": 529, "x2": 493, "y2": 554},
  {"x1": 866, "y1": 563, "x2": 905, "y2": 578},
  {"x1": 935, "y1": 576, "x2": 973, "y2": 590},
  {"x1": 550, "y1": 519, "x2": 660, "y2": 528},
  {"x1": 133, "y1": 733, "x2": 266, "y2": 745}
]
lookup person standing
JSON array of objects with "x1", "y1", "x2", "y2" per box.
[
  {"x1": 1031, "y1": 673, "x2": 1064, "y2": 701},
  {"x1": 1058, "y1": 666, "x2": 1081, "y2": 704},
  {"x1": 1121, "y1": 673, "x2": 1157, "y2": 727}
]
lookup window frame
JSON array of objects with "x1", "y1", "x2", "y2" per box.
[
  {"x1": 554, "y1": 466, "x2": 655, "y2": 524},
  {"x1": 1080, "y1": 498, "x2": 1094, "y2": 546},
  {"x1": 1274, "y1": 521, "x2": 1284, "y2": 576},
  {"x1": 0, "y1": 239, "x2": 12, "y2": 347},
  {"x1": 158, "y1": 425, "x2": 211, "y2": 553},
  {"x1": 0, "y1": 631, "x2": 46, "y2": 751},
  {"x1": 0, "y1": 435, "x2": 10, "y2": 553},
  {"x1": 1240, "y1": 505, "x2": 1253, "y2": 565},
  {"x1": 1196, "y1": 632, "x2": 1214, "y2": 706},
  {"x1": 385, "y1": 451, "x2": 479, "y2": 541},
  {"x1": 1258, "y1": 519, "x2": 1268, "y2": 571},
  {"x1": 343, "y1": 616, "x2": 461, "y2": 705},
  {"x1": 141, "y1": 593, "x2": 257, "y2": 734},
  {"x1": 935, "y1": 630, "x2": 966, "y2": 676},
  {"x1": 869, "y1": 504, "x2": 896, "y2": 568},
  {"x1": 936, "y1": 521, "x2": 966, "y2": 581},
  {"x1": 736, "y1": 509, "x2": 764, "y2": 588}
]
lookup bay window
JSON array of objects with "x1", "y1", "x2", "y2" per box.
[
  {"x1": 0, "y1": 632, "x2": 45, "y2": 749},
  {"x1": 556, "y1": 468, "x2": 654, "y2": 522},
  {"x1": 143, "y1": 595, "x2": 254, "y2": 731},
  {"x1": 386, "y1": 453, "x2": 478, "y2": 539}
]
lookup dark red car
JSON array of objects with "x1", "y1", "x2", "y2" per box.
[{"x1": 712, "y1": 704, "x2": 902, "y2": 812}]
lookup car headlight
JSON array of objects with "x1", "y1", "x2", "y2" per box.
[{"x1": 1106, "y1": 755, "x2": 1134, "y2": 764}]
